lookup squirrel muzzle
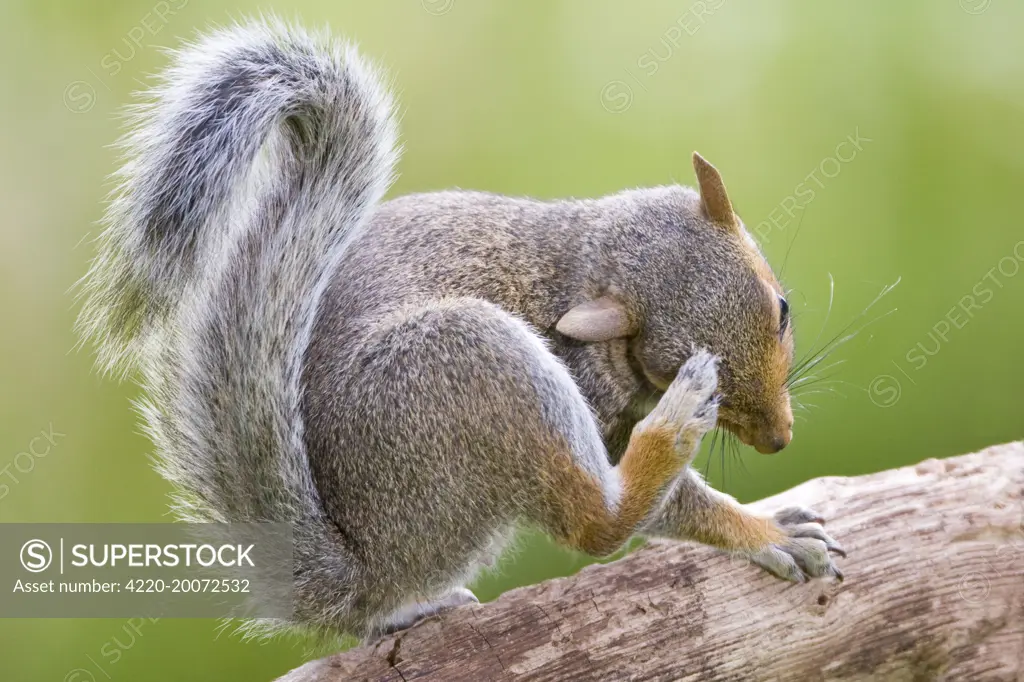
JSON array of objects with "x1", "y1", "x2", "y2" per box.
[
  {"x1": 720, "y1": 393, "x2": 793, "y2": 454},
  {"x1": 738, "y1": 400, "x2": 794, "y2": 454}
]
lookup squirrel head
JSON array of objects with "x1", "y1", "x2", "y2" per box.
[{"x1": 556, "y1": 153, "x2": 794, "y2": 454}]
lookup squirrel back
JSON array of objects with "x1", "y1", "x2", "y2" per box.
[{"x1": 78, "y1": 19, "x2": 398, "y2": 632}]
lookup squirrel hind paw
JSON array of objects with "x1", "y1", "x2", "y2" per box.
[{"x1": 372, "y1": 587, "x2": 479, "y2": 639}]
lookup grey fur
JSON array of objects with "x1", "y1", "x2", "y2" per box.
[
  {"x1": 79, "y1": 19, "x2": 399, "y2": 634},
  {"x1": 79, "y1": 19, "x2": 843, "y2": 640}
]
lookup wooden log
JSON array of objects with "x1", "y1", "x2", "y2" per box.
[{"x1": 278, "y1": 442, "x2": 1024, "y2": 681}]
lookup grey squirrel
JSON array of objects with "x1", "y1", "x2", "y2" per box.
[{"x1": 78, "y1": 19, "x2": 845, "y2": 639}]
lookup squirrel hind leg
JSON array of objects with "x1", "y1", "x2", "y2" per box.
[
  {"x1": 305, "y1": 295, "x2": 665, "y2": 627},
  {"x1": 539, "y1": 352, "x2": 719, "y2": 557},
  {"x1": 304, "y1": 297, "x2": 610, "y2": 631}
]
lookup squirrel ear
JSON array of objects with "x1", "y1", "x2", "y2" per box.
[
  {"x1": 692, "y1": 151, "x2": 739, "y2": 230},
  {"x1": 556, "y1": 296, "x2": 635, "y2": 342}
]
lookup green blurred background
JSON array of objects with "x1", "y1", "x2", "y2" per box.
[{"x1": 1, "y1": 1, "x2": 1022, "y2": 679}]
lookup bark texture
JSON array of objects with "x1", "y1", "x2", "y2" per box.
[{"x1": 278, "y1": 442, "x2": 1024, "y2": 682}]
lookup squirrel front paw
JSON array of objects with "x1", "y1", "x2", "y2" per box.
[
  {"x1": 746, "y1": 506, "x2": 846, "y2": 583},
  {"x1": 638, "y1": 350, "x2": 719, "y2": 454}
]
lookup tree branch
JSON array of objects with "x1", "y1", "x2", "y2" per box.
[{"x1": 278, "y1": 442, "x2": 1024, "y2": 681}]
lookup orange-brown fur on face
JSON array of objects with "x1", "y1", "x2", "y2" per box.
[{"x1": 716, "y1": 238, "x2": 795, "y2": 453}]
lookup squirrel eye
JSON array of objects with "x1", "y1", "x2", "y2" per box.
[{"x1": 778, "y1": 296, "x2": 790, "y2": 335}]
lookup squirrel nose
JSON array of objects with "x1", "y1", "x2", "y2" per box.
[{"x1": 755, "y1": 428, "x2": 791, "y2": 454}]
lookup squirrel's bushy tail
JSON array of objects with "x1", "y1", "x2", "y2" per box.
[{"x1": 78, "y1": 19, "x2": 398, "y2": 633}]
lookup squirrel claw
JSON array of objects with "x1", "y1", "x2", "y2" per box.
[
  {"x1": 786, "y1": 519, "x2": 847, "y2": 559},
  {"x1": 827, "y1": 542, "x2": 847, "y2": 559}
]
